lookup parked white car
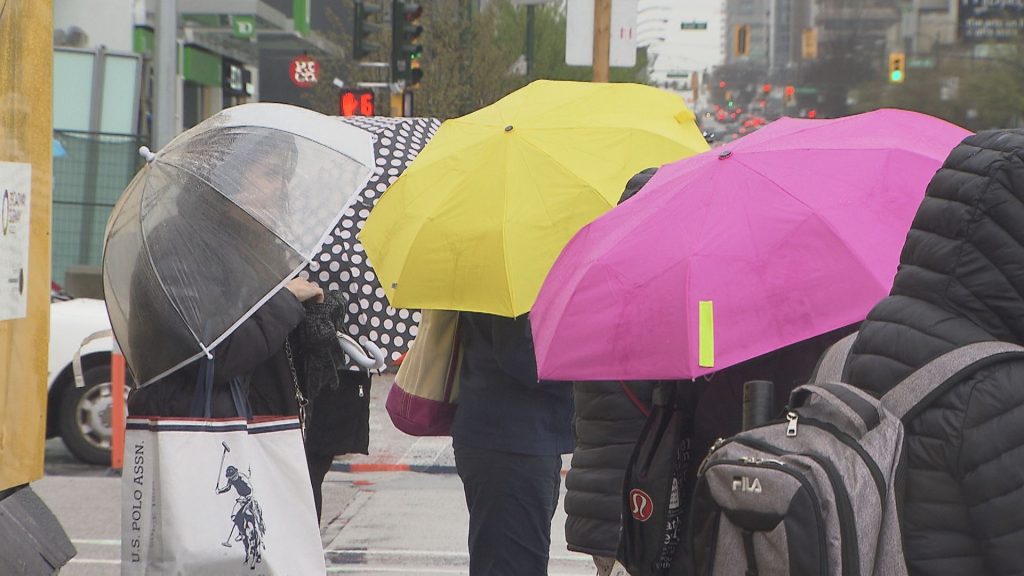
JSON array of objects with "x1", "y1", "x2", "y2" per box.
[{"x1": 47, "y1": 296, "x2": 119, "y2": 465}]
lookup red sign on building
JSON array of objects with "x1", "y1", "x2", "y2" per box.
[{"x1": 289, "y1": 55, "x2": 320, "y2": 88}]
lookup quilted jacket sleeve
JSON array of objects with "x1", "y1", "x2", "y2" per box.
[
  {"x1": 956, "y1": 360, "x2": 1024, "y2": 575},
  {"x1": 212, "y1": 289, "x2": 305, "y2": 382}
]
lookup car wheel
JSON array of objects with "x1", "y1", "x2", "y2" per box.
[{"x1": 58, "y1": 364, "x2": 127, "y2": 466}]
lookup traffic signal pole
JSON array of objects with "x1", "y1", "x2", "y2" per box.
[
  {"x1": 154, "y1": 0, "x2": 177, "y2": 149},
  {"x1": 592, "y1": 0, "x2": 611, "y2": 82}
]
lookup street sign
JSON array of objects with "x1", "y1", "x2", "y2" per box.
[
  {"x1": 565, "y1": 0, "x2": 639, "y2": 68},
  {"x1": 289, "y1": 55, "x2": 320, "y2": 88},
  {"x1": 680, "y1": 21, "x2": 707, "y2": 30},
  {"x1": 232, "y1": 15, "x2": 255, "y2": 39},
  {"x1": 907, "y1": 56, "x2": 936, "y2": 68},
  {"x1": 339, "y1": 89, "x2": 376, "y2": 117}
]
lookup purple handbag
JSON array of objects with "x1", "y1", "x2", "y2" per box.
[{"x1": 385, "y1": 310, "x2": 461, "y2": 436}]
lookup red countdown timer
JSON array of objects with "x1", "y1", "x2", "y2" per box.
[
  {"x1": 339, "y1": 89, "x2": 375, "y2": 117},
  {"x1": 289, "y1": 55, "x2": 320, "y2": 88}
]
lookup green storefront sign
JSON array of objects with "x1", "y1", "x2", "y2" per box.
[{"x1": 233, "y1": 15, "x2": 256, "y2": 39}]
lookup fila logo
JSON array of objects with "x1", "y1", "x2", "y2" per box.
[
  {"x1": 628, "y1": 489, "x2": 654, "y2": 522},
  {"x1": 732, "y1": 476, "x2": 763, "y2": 494}
]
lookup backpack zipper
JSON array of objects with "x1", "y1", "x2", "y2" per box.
[
  {"x1": 701, "y1": 459, "x2": 828, "y2": 576},
  {"x1": 798, "y1": 416, "x2": 886, "y2": 499}
]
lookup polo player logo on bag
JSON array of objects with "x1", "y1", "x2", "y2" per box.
[
  {"x1": 215, "y1": 441, "x2": 267, "y2": 569},
  {"x1": 629, "y1": 489, "x2": 654, "y2": 522}
]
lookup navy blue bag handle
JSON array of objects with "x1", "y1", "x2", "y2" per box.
[{"x1": 189, "y1": 356, "x2": 253, "y2": 419}]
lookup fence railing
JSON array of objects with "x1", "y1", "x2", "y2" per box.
[{"x1": 52, "y1": 130, "x2": 147, "y2": 288}]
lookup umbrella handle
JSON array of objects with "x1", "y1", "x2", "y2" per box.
[{"x1": 337, "y1": 332, "x2": 387, "y2": 372}]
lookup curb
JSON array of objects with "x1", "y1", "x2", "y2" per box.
[
  {"x1": 330, "y1": 461, "x2": 571, "y2": 476},
  {"x1": 330, "y1": 461, "x2": 457, "y2": 474}
]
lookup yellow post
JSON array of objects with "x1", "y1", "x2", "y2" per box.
[
  {"x1": 0, "y1": 0, "x2": 53, "y2": 490},
  {"x1": 592, "y1": 0, "x2": 611, "y2": 83},
  {"x1": 391, "y1": 91, "x2": 404, "y2": 117}
]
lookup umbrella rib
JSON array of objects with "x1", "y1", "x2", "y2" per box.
[
  {"x1": 732, "y1": 155, "x2": 887, "y2": 290},
  {"x1": 135, "y1": 167, "x2": 212, "y2": 362},
  {"x1": 516, "y1": 135, "x2": 613, "y2": 206}
]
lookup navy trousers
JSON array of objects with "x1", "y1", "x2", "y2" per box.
[{"x1": 454, "y1": 446, "x2": 562, "y2": 576}]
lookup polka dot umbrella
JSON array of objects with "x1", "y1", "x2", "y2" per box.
[{"x1": 302, "y1": 116, "x2": 441, "y2": 366}]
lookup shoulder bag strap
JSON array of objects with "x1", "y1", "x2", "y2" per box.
[
  {"x1": 812, "y1": 332, "x2": 858, "y2": 383},
  {"x1": 285, "y1": 339, "x2": 308, "y2": 439},
  {"x1": 882, "y1": 342, "x2": 1024, "y2": 422},
  {"x1": 189, "y1": 356, "x2": 217, "y2": 418},
  {"x1": 619, "y1": 381, "x2": 651, "y2": 417}
]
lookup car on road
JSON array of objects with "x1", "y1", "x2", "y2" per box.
[{"x1": 47, "y1": 294, "x2": 119, "y2": 465}]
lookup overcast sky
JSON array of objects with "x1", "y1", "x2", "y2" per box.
[{"x1": 640, "y1": 0, "x2": 725, "y2": 78}]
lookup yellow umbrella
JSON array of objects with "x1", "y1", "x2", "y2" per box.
[{"x1": 360, "y1": 79, "x2": 709, "y2": 317}]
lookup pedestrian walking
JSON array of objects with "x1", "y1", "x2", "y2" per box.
[
  {"x1": 453, "y1": 312, "x2": 574, "y2": 576},
  {"x1": 840, "y1": 129, "x2": 1024, "y2": 575}
]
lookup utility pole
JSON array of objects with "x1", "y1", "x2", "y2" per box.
[
  {"x1": 526, "y1": 4, "x2": 536, "y2": 79},
  {"x1": 154, "y1": 0, "x2": 177, "y2": 149},
  {"x1": 592, "y1": 0, "x2": 611, "y2": 82}
]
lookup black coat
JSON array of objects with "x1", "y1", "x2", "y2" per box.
[
  {"x1": 452, "y1": 312, "x2": 574, "y2": 457},
  {"x1": 565, "y1": 381, "x2": 655, "y2": 557},
  {"x1": 843, "y1": 129, "x2": 1024, "y2": 576},
  {"x1": 127, "y1": 290, "x2": 305, "y2": 417}
]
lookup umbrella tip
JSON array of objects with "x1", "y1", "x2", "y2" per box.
[
  {"x1": 718, "y1": 150, "x2": 733, "y2": 160},
  {"x1": 504, "y1": 125, "x2": 514, "y2": 132},
  {"x1": 138, "y1": 146, "x2": 157, "y2": 163}
]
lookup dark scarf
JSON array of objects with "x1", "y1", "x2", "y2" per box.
[{"x1": 292, "y1": 290, "x2": 350, "y2": 403}]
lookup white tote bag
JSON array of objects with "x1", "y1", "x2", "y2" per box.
[{"x1": 122, "y1": 415, "x2": 325, "y2": 575}]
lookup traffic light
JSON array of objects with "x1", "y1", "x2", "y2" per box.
[
  {"x1": 339, "y1": 89, "x2": 376, "y2": 117},
  {"x1": 408, "y1": 58, "x2": 423, "y2": 89},
  {"x1": 354, "y1": 0, "x2": 384, "y2": 61},
  {"x1": 392, "y1": 0, "x2": 423, "y2": 85},
  {"x1": 888, "y1": 52, "x2": 906, "y2": 83},
  {"x1": 734, "y1": 24, "x2": 750, "y2": 57},
  {"x1": 784, "y1": 85, "x2": 795, "y2": 105}
]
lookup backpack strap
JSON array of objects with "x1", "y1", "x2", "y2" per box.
[
  {"x1": 881, "y1": 341, "x2": 1024, "y2": 421},
  {"x1": 812, "y1": 332, "x2": 858, "y2": 383}
]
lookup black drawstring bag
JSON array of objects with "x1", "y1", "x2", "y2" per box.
[{"x1": 617, "y1": 381, "x2": 700, "y2": 576}]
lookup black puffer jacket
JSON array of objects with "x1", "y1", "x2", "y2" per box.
[
  {"x1": 843, "y1": 129, "x2": 1024, "y2": 576},
  {"x1": 565, "y1": 380, "x2": 656, "y2": 557}
]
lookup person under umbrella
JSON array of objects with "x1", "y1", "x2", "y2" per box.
[
  {"x1": 841, "y1": 129, "x2": 1024, "y2": 575},
  {"x1": 126, "y1": 130, "x2": 327, "y2": 419},
  {"x1": 564, "y1": 169, "x2": 658, "y2": 576},
  {"x1": 361, "y1": 80, "x2": 709, "y2": 576}
]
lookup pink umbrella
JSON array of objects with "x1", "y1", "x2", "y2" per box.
[{"x1": 531, "y1": 109, "x2": 971, "y2": 381}]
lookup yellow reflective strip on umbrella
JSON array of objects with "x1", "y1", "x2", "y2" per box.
[{"x1": 699, "y1": 300, "x2": 715, "y2": 368}]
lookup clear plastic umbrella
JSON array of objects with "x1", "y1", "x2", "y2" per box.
[{"x1": 102, "y1": 103, "x2": 375, "y2": 386}]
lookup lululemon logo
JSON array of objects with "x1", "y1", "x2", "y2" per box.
[{"x1": 629, "y1": 489, "x2": 654, "y2": 522}]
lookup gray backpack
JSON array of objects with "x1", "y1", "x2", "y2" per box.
[{"x1": 689, "y1": 334, "x2": 1024, "y2": 576}]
